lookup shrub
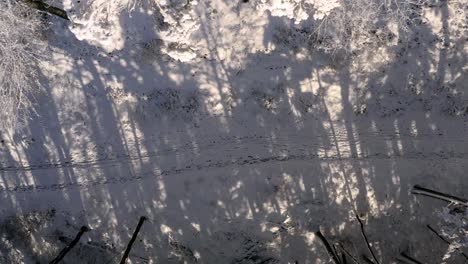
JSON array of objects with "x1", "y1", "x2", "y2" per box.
[
  {"x1": 313, "y1": 0, "x2": 427, "y2": 55},
  {"x1": 0, "y1": 1, "x2": 43, "y2": 131}
]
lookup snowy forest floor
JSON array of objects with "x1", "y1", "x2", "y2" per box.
[{"x1": 0, "y1": 0, "x2": 467, "y2": 263}]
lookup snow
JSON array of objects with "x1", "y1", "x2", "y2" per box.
[
  {"x1": 256, "y1": 0, "x2": 340, "y2": 22},
  {"x1": 0, "y1": 0, "x2": 467, "y2": 263}
]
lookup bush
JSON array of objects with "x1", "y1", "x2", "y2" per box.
[
  {"x1": 313, "y1": 0, "x2": 426, "y2": 55},
  {"x1": 0, "y1": 1, "x2": 43, "y2": 131}
]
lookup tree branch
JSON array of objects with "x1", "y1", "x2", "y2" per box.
[
  {"x1": 49, "y1": 226, "x2": 90, "y2": 264},
  {"x1": 412, "y1": 185, "x2": 468, "y2": 206},
  {"x1": 362, "y1": 255, "x2": 375, "y2": 264},
  {"x1": 397, "y1": 252, "x2": 423, "y2": 264},
  {"x1": 338, "y1": 244, "x2": 360, "y2": 264},
  {"x1": 315, "y1": 230, "x2": 342, "y2": 264},
  {"x1": 120, "y1": 216, "x2": 147, "y2": 264},
  {"x1": 355, "y1": 212, "x2": 380, "y2": 264}
]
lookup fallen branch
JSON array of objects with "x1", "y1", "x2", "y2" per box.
[
  {"x1": 19, "y1": 0, "x2": 69, "y2": 20},
  {"x1": 355, "y1": 212, "x2": 380, "y2": 264},
  {"x1": 341, "y1": 252, "x2": 348, "y2": 264},
  {"x1": 334, "y1": 244, "x2": 348, "y2": 264},
  {"x1": 427, "y1": 224, "x2": 468, "y2": 260},
  {"x1": 397, "y1": 252, "x2": 423, "y2": 264},
  {"x1": 120, "y1": 216, "x2": 147, "y2": 264},
  {"x1": 49, "y1": 226, "x2": 90, "y2": 264},
  {"x1": 315, "y1": 230, "x2": 342, "y2": 264},
  {"x1": 338, "y1": 244, "x2": 359, "y2": 264},
  {"x1": 412, "y1": 185, "x2": 468, "y2": 206},
  {"x1": 362, "y1": 255, "x2": 375, "y2": 264}
]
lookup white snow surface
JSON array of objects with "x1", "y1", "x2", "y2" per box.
[{"x1": 0, "y1": 0, "x2": 467, "y2": 263}]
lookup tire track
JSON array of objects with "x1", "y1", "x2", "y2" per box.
[
  {"x1": 1, "y1": 149, "x2": 467, "y2": 193},
  {"x1": 0, "y1": 130, "x2": 461, "y2": 172}
]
